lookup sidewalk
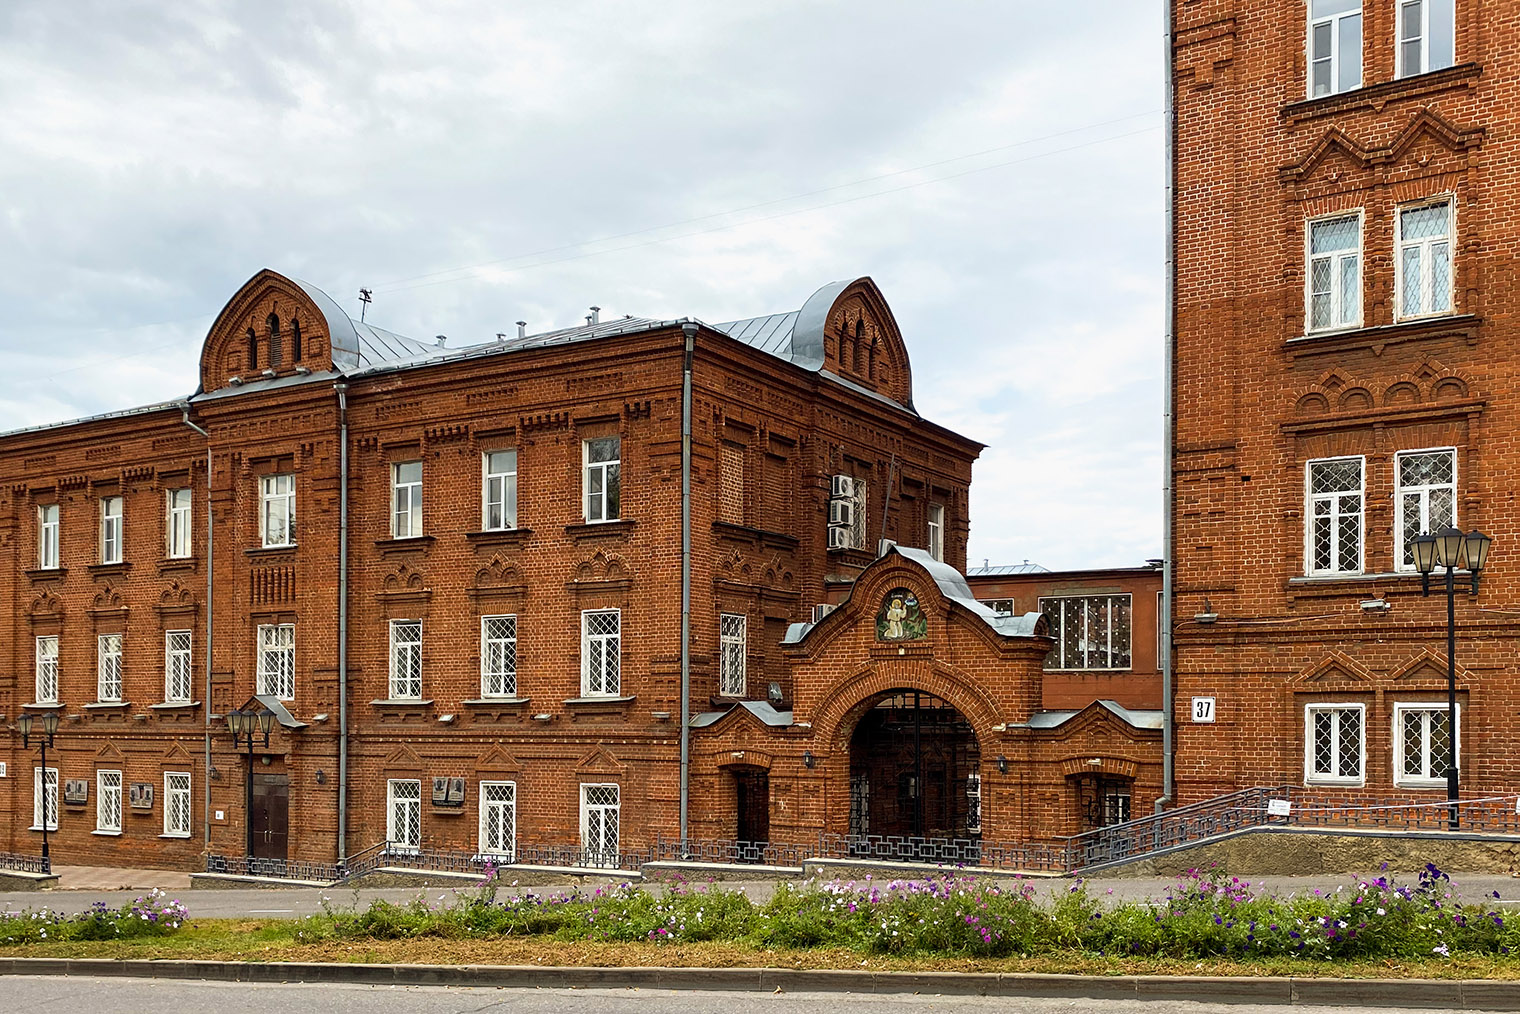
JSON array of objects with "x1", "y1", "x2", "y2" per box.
[{"x1": 48, "y1": 865, "x2": 193, "y2": 892}]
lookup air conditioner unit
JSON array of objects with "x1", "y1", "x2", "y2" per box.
[
  {"x1": 828, "y1": 497, "x2": 854, "y2": 527},
  {"x1": 812, "y1": 603, "x2": 837, "y2": 623},
  {"x1": 827, "y1": 525, "x2": 853, "y2": 551},
  {"x1": 830, "y1": 474, "x2": 855, "y2": 499}
]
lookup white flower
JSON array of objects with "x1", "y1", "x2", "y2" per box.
[{"x1": 1376, "y1": 908, "x2": 1386, "y2": 916}]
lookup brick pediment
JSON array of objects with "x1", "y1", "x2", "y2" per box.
[
  {"x1": 1388, "y1": 648, "x2": 1466, "y2": 685},
  {"x1": 574, "y1": 746, "x2": 625, "y2": 777},
  {"x1": 1293, "y1": 651, "x2": 1373, "y2": 684},
  {"x1": 1281, "y1": 109, "x2": 1483, "y2": 185},
  {"x1": 474, "y1": 746, "x2": 522, "y2": 775},
  {"x1": 384, "y1": 745, "x2": 423, "y2": 773}
]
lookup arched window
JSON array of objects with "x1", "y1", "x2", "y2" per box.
[
  {"x1": 290, "y1": 318, "x2": 302, "y2": 362},
  {"x1": 267, "y1": 314, "x2": 282, "y2": 369},
  {"x1": 868, "y1": 337, "x2": 879, "y2": 381},
  {"x1": 837, "y1": 323, "x2": 849, "y2": 371},
  {"x1": 247, "y1": 328, "x2": 258, "y2": 370}
]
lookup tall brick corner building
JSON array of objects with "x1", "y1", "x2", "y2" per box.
[
  {"x1": 1169, "y1": 0, "x2": 1517, "y2": 803},
  {"x1": 3, "y1": 269, "x2": 1159, "y2": 869}
]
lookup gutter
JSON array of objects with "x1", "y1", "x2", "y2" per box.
[
  {"x1": 179, "y1": 407, "x2": 213, "y2": 847},
  {"x1": 335, "y1": 383, "x2": 351, "y2": 864},
  {"x1": 1158, "y1": 0, "x2": 1177, "y2": 812},
  {"x1": 679, "y1": 322, "x2": 697, "y2": 852}
]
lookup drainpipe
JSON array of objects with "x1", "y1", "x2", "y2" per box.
[
  {"x1": 335, "y1": 383, "x2": 351, "y2": 863},
  {"x1": 679, "y1": 321, "x2": 697, "y2": 852},
  {"x1": 1157, "y1": 0, "x2": 1177, "y2": 813},
  {"x1": 180, "y1": 407, "x2": 213, "y2": 848}
]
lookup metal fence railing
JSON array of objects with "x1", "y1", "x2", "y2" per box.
[{"x1": 0, "y1": 850, "x2": 51, "y2": 875}]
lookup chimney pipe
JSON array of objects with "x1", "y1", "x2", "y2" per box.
[
  {"x1": 435, "y1": 335, "x2": 447, "y2": 348},
  {"x1": 516, "y1": 321, "x2": 527, "y2": 339},
  {"x1": 590, "y1": 305, "x2": 601, "y2": 325},
  {"x1": 495, "y1": 333, "x2": 506, "y2": 343}
]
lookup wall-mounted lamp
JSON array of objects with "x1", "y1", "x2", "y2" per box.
[
  {"x1": 802, "y1": 750, "x2": 816, "y2": 769},
  {"x1": 315, "y1": 769, "x2": 327, "y2": 784},
  {"x1": 996, "y1": 755, "x2": 1008, "y2": 774}
]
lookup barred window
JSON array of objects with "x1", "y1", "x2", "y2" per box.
[
  {"x1": 38, "y1": 504, "x2": 59, "y2": 569},
  {"x1": 97, "y1": 633, "x2": 123, "y2": 703},
  {"x1": 583, "y1": 437, "x2": 621, "y2": 523},
  {"x1": 479, "y1": 781, "x2": 517, "y2": 859},
  {"x1": 164, "y1": 772, "x2": 192, "y2": 836},
  {"x1": 1307, "y1": 213, "x2": 1361, "y2": 332},
  {"x1": 1396, "y1": 449, "x2": 1456, "y2": 570},
  {"x1": 481, "y1": 615, "x2": 518, "y2": 698},
  {"x1": 719, "y1": 613, "x2": 747, "y2": 697},
  {"x1": 965, "y1": 773, "x2": 982, "y2": 834},
  {"x1": 1306, "y1": 457, "x2": 1363, "y2": 575},
  {"x1": 581, "y1": 609, "x2": 621, "y2": 697},
  {"x1": 166, "y1": 488, "x2": 192, "y2": 558},
  {"x1": 389, "y1": 620, "x2": 422, "y2": 699},
  {"x1": 33, "y1": 767, "x2": 58, "y2": 831},
  {"x1": 580, "y1": 783, "x2": 620, "y2": 866},
  {"x1": 1397, "y1": 0, "x2": 1455, "y2": 78},
  {"x1": 259, "y1": 473, "x2": 295, "y2": 547},
  {"x1": 257, "y1": 623, "x2": 295, "y2": 700},
  {"x1": 1309, "y1": 0, "x2": 1362, "y2": 98},
  {"x1": 100, "y1": 495, "x2": 123, "y2": 564},
  {"x1": 391, "y1": 461, "x2": 423, "y2": 539},
  {"x1": 1306, "y1": 704, "x2": 1364, "y2": 784},
  {"x1": 1038, "y1": 595, "x2": 1132, "y2": 670},
  {"x1": 387, "y1": 779, "x2": 422, "y2": 851},
  {"x1": 165, "y1": 630, "x2": 193, "y2": 704},
  {"x1": 1397, "y1": 199, "x2": 1453, "y2": 320},
  {"x1": 97, "y1": 769, "x2": 122, "y2": 833},
  {"x1": 482, "y1": 449, "x2": 518, "y2": 531},
  {"x1": 1395, "y1": 704, "x2": 1457, "y2": 787},
  {"x1": 35, "y1": 635, "x2": 59, "y2": 705}
]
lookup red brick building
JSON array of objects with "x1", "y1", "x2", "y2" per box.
[
  {"x1": 2, "y1": 269, "x2": 1154, "y2": 870},
  {"x1": 1169, "y1": 0, "x2": 1516, "y2": 805}
]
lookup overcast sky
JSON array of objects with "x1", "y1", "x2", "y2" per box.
[{"x1": 0, "y1": 0, "x2": 1163, "y2": 571}]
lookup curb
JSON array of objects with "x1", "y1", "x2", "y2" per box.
[{"x1": 1, "y1": 958, "x2": 1519, "y2": 1007}]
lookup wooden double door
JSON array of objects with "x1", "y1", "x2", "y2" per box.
[{"x1": 250, "y1": 772, "x2": 289, "y2": 861}]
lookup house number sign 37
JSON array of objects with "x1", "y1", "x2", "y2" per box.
[{"x1": 1191, "y1": 697, "x2": 1216, "y2": 723}]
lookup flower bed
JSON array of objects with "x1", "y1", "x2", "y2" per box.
[{"x1": 0, "y1": 889, "x2": 188, "y2": 944}]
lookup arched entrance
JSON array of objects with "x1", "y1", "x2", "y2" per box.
[{"x1": 848, "y1": 690, "x2": 980, "y2": 839}]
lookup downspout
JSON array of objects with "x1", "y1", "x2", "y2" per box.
[
  {"x1": 180, "y1": 407, "x2": 213, "y2": 848},
  {"x1": 1157, "y1": 0, "x2": 1177, "y2": 813},
  {"x1": 335, "y1": 383, "x2": 351, "y2": 864},
  {"x1": 679, "y1": 321, "x2": 697, "y2": 852}
]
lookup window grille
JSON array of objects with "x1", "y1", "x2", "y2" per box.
[
  {"x1": 391, "y1": 461, "x2": 423, "y2": 539},
  {"x1": 1398, "y1": 200, "x2": 1453, "y2": 319},
  {"x1": 581, "y1": 609, "x2": 621, "y2": 696},
  {"x1": 260, "y1": 474, "x2": 296, "y2": 547},
  {"x1": 97, "y1": 633, "x2": 123, "y2": 703},
  {"x1": 1038, "y1": 595, "x2": 1133, "y2": 670},
  {"x1": 257, "y1": 624, "x2": 295, "y2": 700},
  {"x1": 1396, "y1": 449, "x2": 1456, "y2": 569},
  {"x1": 479, "y1": 781, "x2": 517, "y2": 858},
  {"x1": 101, "y1": 496, "x2": 123, "y2": 564},
  {"x1": 1397, "y1": 0, "x2": 1455, "y2": 77},
  {"x1": 583, "y1": 437, "x2": 621, "y2": 522},
  {"x1": 1306, "y1": 704, "x2": 1364, "y2": 783},
  {"x1": 1308, "y1": 0, "x2": 1362, "y2": 97},
  {"x1": 480, "y1": 615, "x2": 518, "y2": 697},
  {"x1": 1307, "y1": 458, "x2": 1363, "y2": 575},
  {"x1": 965, "y1": 773, "x2": 982, "y2": 834},
  {"x1": 164, "y1": 772, "x2": 192, "y2": 836},
  {"x1": 1395, "y1": 704, "x2": 1456, "y2": 786},
  {"x1": 389, "y1": 620, "x2": 422, "y2": 699},
  {"x1": 1308, "y1": 214, "x2": 1361, "y2": 331},
  {"x1": 387, "y1": 779, "x2": 422, "y2": 851},
  {"x1": 97, "y1": 770, "x2": 122, "y2": 832},
  {"x1": 165, "y1": 630, "x2": 193, "y2": 704},
  {"x1": 167, "y1": 488, "x2": 192, "y2": 558},
  {"x1": 33, "y1": 767, "x2": 58, "y2": 831},
  {"x1": 35, "y1": 635, "x2": 58, "y2": 704},
  {"x1": 38, "y1": 504, "x2": 59, "y2": 569},
  {"x1": 483, "y1": 449, "x2": 518, "y2": 530},
  {"x1": 719, "y1": 613, "x2": 747, "y2": 697},
  {"x1": 580, "y1": 783, "x2": 620, "y2": 866}
]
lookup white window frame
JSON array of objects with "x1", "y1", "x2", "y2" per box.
[
  {"x1": 166, "y1": 488, "x2": 192, "y2": 559},
  {"x1": 387, "y1": 778, "x2": 422, "y2": 852},
  {"x1": 927, "y1": 503, "x2": 945, "y2": 561},
  {"x1": 1393, "y1": 702, "x2": 1460, "y2": 788},
  {"x1": 100, "y1": 495, "x2": 123, "y2": 564},
  {"x1": 1307, "y1": 0, "x2": 1363, "y2": 98},
  {"x1": 96, "y1": 769, "x2": 122, "y2": 833},
  {"x1": 478, "y1": 780, "x2": 517, "y2": 859},
  {"x1": 482, "y1": 449, "x2": 518, "y2": 531},
  {"x1": 32, "y1": 766, "x2": 58, "y2": 831},
  {"x1": 256, "y1": 623, "x2": 295, "y2": 700},
  {"x1": 1304, "y1": 702, "x2": 1366, "y2": 786},
  {"x1": 1395, "y1": 197, "x2": 1455, "y2": 321},
  {"x1": 391, "y1": 461, "x2": 423, "y2": 539},
  {"x1": 1394, "y1": 447, "x2": 1458, "y2": 572},
  {"x1": 480, "y1": 614, "x2": 518, "y2": 698},
  {"x1": 389, "y1": 619, "x2": 423, "y2": 700},
  {"x1": 165, "y1": 629, "x2": 193, "y2": 704},
  {"x1": 1305, "y1": 211, "x2": 1363, "y2": 333},
  {"x1": 38, "y1": 504, "x2": 59, "y2": 569},
  {"x1": 259, "y1": 473, "x2": 296, "y2": 548},
  {"x1": 1038, "y1": 594, "x2": 1134, "y2": 671},
  {"x1": 580, "y1": 783, "x2": 620, "y2": 866},
  {"x1": 35, "y1": 634, "x2": 59, "y2": 705},
  {"x1": 164, "y1": 771, "x2": 192, "y2": 837},
  {"x1": 719, "y1": 613, "x2": 747, "y2": 698},
  {"x1": 1305, "y1": 456, "x2": 1365, "y2": 576},
  {"x1": 1396, "y1": 0, "x2": 1455, "y2": 78},
  {"x1": 97, "y1": 632, "x2": 123, "y2": 703},
  {"x1": 582, "y1": 436, "x2": 621, "y2": 523},
  {"x1": 581, "y1": 608, "x2": 621, "y2": 697}
]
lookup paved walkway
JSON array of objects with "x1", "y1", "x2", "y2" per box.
[{"x1": 49, "y1": 865, "x2": 193, "y2": 892}]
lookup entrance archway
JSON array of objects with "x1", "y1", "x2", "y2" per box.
[{"x1": 848, "y1": 690, "x2": 980, "y2": 839}]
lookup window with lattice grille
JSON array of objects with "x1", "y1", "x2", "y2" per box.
[
  {"x1": 1395, "y1": 704, "x2": 1457, "y2": 787},
  {"x1": 257, "y1": 623, "x2": 295, "y2": 700},
  {"x1": 479, "y1": 781, "x2": 516, "y2": 858},
  {"x1": 33, "y1": 767, "x2": 57, "y2": 831},
  {"x1": 164, "y1": 772, "x2": 192, "y2": 837},
  {"x1": 581, "y1": 609, "x2": 621, "y2": 696},
  {"x1": 719, "y1": 442, "x2": 745, "y2": 524},
  {"x1": 165, "y1": 630, "x2": 193, "y2": 704},
  {"x1": 97, "y1": 770, "x2": 122, "y2": 833},
  {"x1": 1305, "y1": 704, "x2": 1364, "y2": 784},
  {"x1": 97, "y1": 633, "x2": 122, "y2": 703},
  {"x1": 1397, "y1": 199, "x2": 1453, "y2": 320},
  {"x1": 1396, "y1": 449, "x2": 1456, "y2": 570},
  {"x1": 580, "y1": 783, "x2": 620, "y2": 866},
  {"x1": 389, "y1": 620, "x2": 422, "y2": 699},
  {"x1": 719, "y1": 613, "x2": 747, "y2": 697},
  {"x1": 35, "y1": 635, "x2": 58, "y2": 705},
  {"x1": 388, "y1": 779, "x2": 422, "y2": 851},
  {"x1": 1307, "y1": 213, "x2": 1361, "y2": 332},
  {"x1": 1038, "y1": 595, "x2": 1132, "y2": 670},
  {"x1": 1306, "y1": 458, "x2": 1363, "y2": 575},
  {"x1": 480, "y1": 615, "x2": 518, "y2": 697}
]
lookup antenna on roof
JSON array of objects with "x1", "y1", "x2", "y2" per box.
[{"x1": 358, "y1": 288, "x2": 373, "y2": 322}]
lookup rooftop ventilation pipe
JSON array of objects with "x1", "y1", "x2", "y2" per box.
[
  {"x1": 516, "y1": 321, "x2": 527, "y2": 339},
  {"x1": 435, "y1": 335, "x2": 447, "y2": 347},
  {"x1": 589, "y1": 306, "x2": 601, "y2": 325}
]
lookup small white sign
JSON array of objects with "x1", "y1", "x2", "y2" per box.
[
  {"x1": 1191, "y1": 697, "x2": 1217, "y2": 723},
  {"x1": 215, "y1": 810, "x2": 225, "y2": 821},
  {"x1": 0, "y1": 761, "x2": 7, "y2": 777},
  {"x1": 1267, "y1": 798, "x2": 1292, "y2": 817}
]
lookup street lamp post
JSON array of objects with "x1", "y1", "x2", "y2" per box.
[
  {"x1": 17, "y1": 711, "x2": 61, "y2": 873},
  {"x1": 226, "y1": 708, "x2": 275, "y2": 859},
  {"x1": 1410, "y1": 526, "x2": 1493, "y2": 831}
]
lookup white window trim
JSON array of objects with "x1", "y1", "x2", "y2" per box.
[
  {"x1": 1393, "y1": 446, "x2": 1458, "y2": 572},
  {"x1": 1396, "y1": 0, "x2": 1454, "y2": 78},
  {"x1": 389, "y1": 619, "x2": 423, "y2": 700},
  {"x1": 97, "y1": 632, "x2": 123, "y2": 703},
  {"x1": 927, "y1": 504, "x2": 945, "y2": 562},
  {"x1": 719, "y1": 612, "x2": 747, "y2": 698},
  {"x1": 256, "y1": 623, "x2": 296, "y2": 701},
  {"x1": 1304, "y1": 702, "x2": 1367, "y2": 786},
  {"x1": 1037, "y1": 594, "x2": 1134, "y2": 672},
  {"x1": 478, "y1": 780, "x2": 517, "y2": 859},
  {"x1": 163, "y1": 771, "x2": 193, "y2": 838},
  {"x1": 482, "y1": 449, "x2": 518, "y2": 531},
  {"x1": 1304, "y1": 210, "x2": 1364, "y2": 333},
  {"x1": 1394, "y1": 196, "x2": 1455, "y2": 322},
  {"x1": 1306, "y1": 0, "x2": 1363, "y2": 99},
  {"x1": 1304, "y1": 456, "x2": 1365, "y2": 576},
  {"x1": 96, "y1": 769, "x2": 123, "y2": 833},
  {"x1": 32, "y1": 766, "x2": 58, "y2": 831},
  {"x1": 391, "y1": 461, "x2": 423, "y2": 539},
  {"x1": 38, "y1": 504, "x2": 59, "y2": 569},
  {"x1": 35, "y1": 634, "x2": 59, "y2": 705},
  {"x1": 165, "y1": 629, "x2": 193, "y2": 704},
  {"x1": 166, "y1": 488, "x2": 192, "y2": 559},
  {"x1": 479, "y1": 614, "x2": 518, "y2": 699},
  {"x1": 579, "y1": 782, "x2": 620, "y2": 866},
  {"x1": 582, "y1": 437, "x2": 621, "y2": 523},
  {"x1": 1393, "y1": 702, "x2": 1461, "y2": 788},
  {"x1": 581, "y1": 608, "x2": 621, "y2": 697},
  {"x1": 259, "y1": 473, "x2": 296, "y2": 548},
  {"x1": 387, "y1": 778, "x2": 422, "y2": 853},
  {"x1": 100, "y1": 496, "x2": 123, "y2": 565}
]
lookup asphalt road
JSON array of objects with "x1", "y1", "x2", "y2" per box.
[{"x1": 0, "y1": 977, "x2": 1493, "y2": 1014}]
